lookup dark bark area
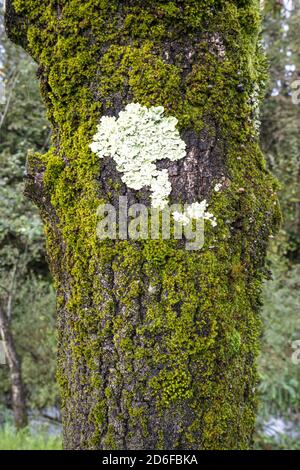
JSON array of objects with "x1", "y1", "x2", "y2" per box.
[{"x1": 5, "y1": 0, "x2": 280, "y2": 449}]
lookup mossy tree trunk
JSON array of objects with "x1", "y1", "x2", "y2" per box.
[{"x1": 5, "y1": 0, "x2": 280, "y2": 450}]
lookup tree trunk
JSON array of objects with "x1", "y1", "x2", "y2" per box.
[
  {"x1": 0, "y1": 304, "x2": 28, "y2": 429},
  {"x1": 5, "y1": 0, "x2": 280, "y2": 449}
]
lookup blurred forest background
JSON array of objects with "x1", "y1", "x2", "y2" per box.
[{"x1": 0, "y1": 1, "x2": 299, "y2": 450}]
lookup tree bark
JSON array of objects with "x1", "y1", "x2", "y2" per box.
[
  {"x1": 0, "y1": 303, "x2": 28, "y2": 430},
  {"x1": 5, "y1": 0, "x2": 280, "y2": 449}
]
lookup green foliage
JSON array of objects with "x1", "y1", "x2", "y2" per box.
[
  {"x1": 255, "y1": 429, "x2": 300, "y2": 450},
  {"x1": 0, "y1": 424, "x2": 62, "y2": 450},
  {"x1": 256, "y1": 0, "x2": 300, "y2": 448},
  {"x1": 0, "y1": 281, "x2": 57, "y2": 411},
  {"x1": 0, "y1": 10, "x2": 58, "y2": 413},
  {"x1": 6, "y1": 279, "x2": 57, "y2": 409},
  {"x1": 260, "y1": 0, "x2": 300, "y2": 261},
  {"x1": 259, "y1": 256, "x2": 300, "y2": 416}
]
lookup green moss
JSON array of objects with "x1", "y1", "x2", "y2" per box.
[
  {"x1": 227, "y1": 329, "x2": 242, "y2": 356},
  {"x1": 11, "y1": 0, "x2": 280, "y2": 450},
  {"x1": 103, "y1": 424, "x2": 118, "y2": 450},
  {"x1": 149, "y1": 369, "x2": 193, "y2": 407},
  {"x1": 42, "y1": 152, "x2": 65, "y2": 190}
]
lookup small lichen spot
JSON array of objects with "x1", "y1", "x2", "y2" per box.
[
  {"x1": 90, "y1": 102, "x2": 186, "y2": 209},
  {"x1": 173, "y1": 201, "x2": 217, "y2": 227}
]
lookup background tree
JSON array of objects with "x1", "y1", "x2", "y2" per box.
[
  {"x1": 261, "y1": 0, "x2": 300, "y2": 259},
  {"x1": 255, "y1": 0, "x2": 300, "y2": 448},
  {"x1": 0, "y1": 7, "x2": 58, "y2": 429},
  {"x1": 5, "y1": 0, "x2": 280, "y2": 450}
]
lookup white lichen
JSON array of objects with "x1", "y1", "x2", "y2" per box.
[
  {"x1": 90, "y1": 102, "x2": 217, "y2": 227},
  {"x1": 214, "y1": 182, "x2": 222, "y2": 192},
  {"x1": 249, "y1": 84, "x2": 262, "y2": 133},
  {"x1": 173, "y1": 201, "x2": 217, "y2": 227},
  {"x1": 173, "y1": 211, "x2": 191, "y2": 226},
  {"x1": 90, "y1": 102, "x2": 186, "y2": 209}
]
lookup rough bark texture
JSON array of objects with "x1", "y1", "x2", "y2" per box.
[
  {"x1": 5, "y1": 0, "x2": 280, "y2": 449},
  {"x1": 0, "y1": 304, "x2": 28, "y2": 429}
]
